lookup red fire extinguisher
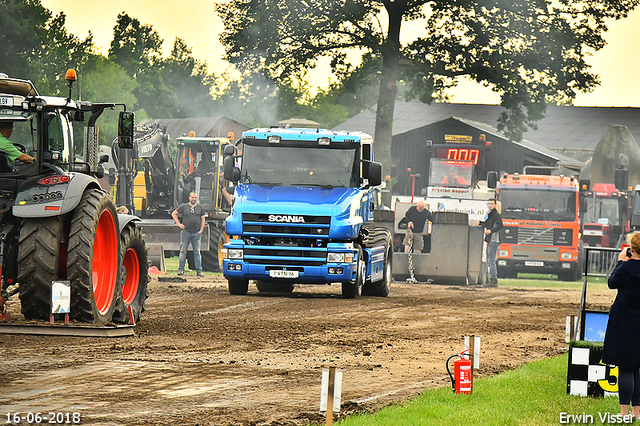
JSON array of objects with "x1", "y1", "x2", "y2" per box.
[{"x1": 447, "y1": 349, "x2": 472, "y2": 394}]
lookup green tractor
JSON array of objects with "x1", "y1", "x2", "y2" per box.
[{"x1": 0, "y1": 70, "x2": 148, "y2": 324}]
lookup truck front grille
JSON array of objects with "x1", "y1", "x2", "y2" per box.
[
  {"x1": 243, "y1": 213, "x2": 331, "y2": 239},
  {"x1": 517, "y1": 227, "x2": 554, "y2": 245},
  {"x1": 242, "y1": 214, "x2": 331, "y2": 266}
]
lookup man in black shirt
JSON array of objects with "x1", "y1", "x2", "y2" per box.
[
  {"x1": 478, "y1": 198, "x2": 503, "y2": 287},
  {"x1": 172, "y1": 192, "x2": 206, "y2": 277},
  {"x1": 402, "y1": 200, "x2": 433, "y2": 253}
]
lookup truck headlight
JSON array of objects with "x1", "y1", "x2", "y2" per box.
[
  {"x1": 327, "y1": 253, "x2": 346, "y2": 263},
  {"x1": 227, "y1": 249, "x2": 243, "y2": 259},
  {"x1": 561, "y1": 252, "x2": 572, "y2": 260}
]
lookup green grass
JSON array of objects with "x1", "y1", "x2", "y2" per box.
[
  {"x1": 162, "y1": 256, "x2": 223, "y2": 277},
  {"x1": 164, "y1": 256, "x2": 180, "y2": 272},
  {"x1": 336, "y1": 355, "x2": 620, "y2": 426},
  {"x1": 497, "y1": 273, "x2": 610, "y2": 290}
]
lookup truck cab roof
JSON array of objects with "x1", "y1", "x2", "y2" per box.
[{"x1": 243, "y1": 127, "x2": 372, "y2": 144}]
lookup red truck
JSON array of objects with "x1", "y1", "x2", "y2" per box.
[{"x1": 580, "y1": 183, "x2": 629, "y2": 248}]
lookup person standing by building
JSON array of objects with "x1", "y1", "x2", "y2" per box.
[
  {"x1": 172, "y1": 191, "x2": 206, "y2": 277},
  {"x1": 401, "y1": 200, "x2": 433, "y2": 254},
  {"x1": 478, "y1": 198, "x2": 503, "y2": 287},
  {"x1": 602, "y1": 232, "x2": 640, "y2": 420}
]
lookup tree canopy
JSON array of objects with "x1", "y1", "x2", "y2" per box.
[{"x1": 216, "y1": 0, "x2": 640, "y2": 183}]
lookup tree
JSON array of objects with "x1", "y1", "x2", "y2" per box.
[
  {"x1": 0, "y1": 0, "x2": 94, "y2": 94},
  {"x1": 80, "y1": 56, "x2": 140, "y2": 145},
  {"x1": 108, "y1": 12, "x2": 162, "y2": 79},
  {"x1": 212, "y1": 70, "x2": 280, "y2": 127},
  {"x1": 216, "y1": 0, "x2": 639, "y2": 191},
  {"x1": 108, "y1": 13, "x2": 177, "y2": 117},
  {"x1": 162, "y1": 38, "x2": 217, "y2": 118}
]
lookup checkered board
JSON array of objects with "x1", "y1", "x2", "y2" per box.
[{"x1": 567, "y1": 346, "x2": 618, "y2": 397}]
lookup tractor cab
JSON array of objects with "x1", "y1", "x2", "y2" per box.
[{"x1": 174, "y1": 136, "x2": 232, "y2": 214}]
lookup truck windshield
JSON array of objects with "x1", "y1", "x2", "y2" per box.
[
  {"x1": 583, "y1": 198, "x2": 620, "y2": 226},
  {"x1": 241, "y1": 144, "x2": 358, "y2": 188},
  {"x1": 500, "y1": 188, "x2": 577, "y2": 221},
  {"x1": 429, "y1": 159, "x2": 473, "y2": 187}
]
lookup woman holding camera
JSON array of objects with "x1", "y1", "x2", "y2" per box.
[{"x1": 603, "y1": 232, "x2": 640, "y2": 420}]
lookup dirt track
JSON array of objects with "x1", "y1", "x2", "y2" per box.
[{"x1": 0, "y1": 275, "x2": 614, "y2": 425}]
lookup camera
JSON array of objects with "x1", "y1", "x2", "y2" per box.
[{"x1": 627, "y1": 247, "x2": 632, "y2": 258}]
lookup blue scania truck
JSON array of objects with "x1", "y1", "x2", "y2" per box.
[{"x1": 221, "y1": 127, "x2": 393, "y2": 298}]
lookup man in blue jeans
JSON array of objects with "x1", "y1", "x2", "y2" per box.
[
  {"x1": 479, "y1": 198, "x2": 503, "y2": 287},
  {"x1": 172, "y1": 191, "x2": 206, "y2": 277}
]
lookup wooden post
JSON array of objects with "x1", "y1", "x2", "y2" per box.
[
  {"x1": 567, "y1": 315, "x2": 576, "y2": 343},
  {"x1": 326, "y1": 366, "x2": 335, "y2": 426},
  {"x1": 469, "y1": 334, "x2": 475, "y2": 393}
]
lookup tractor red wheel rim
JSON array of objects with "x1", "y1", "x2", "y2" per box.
[
  {"x1": 122, "y1": 247, "x2": 140, "y2": 305},
  {"x1": 93, "y1": 209, "x2": 118, "y2": 314}
]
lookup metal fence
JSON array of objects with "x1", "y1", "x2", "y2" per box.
[{"x1": 584, "y1": 246, "x2": 621, "y2": 277}]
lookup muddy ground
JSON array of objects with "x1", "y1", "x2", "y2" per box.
[{"x1": 0, "y1": 274, "x2": 614, "y2": 426}]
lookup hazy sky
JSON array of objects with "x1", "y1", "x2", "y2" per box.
[{"x1": 41, "y1": 0, "x2": 640, "y2": 107}]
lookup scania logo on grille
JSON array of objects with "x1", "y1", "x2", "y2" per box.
[{"x1": 268, "y1": 215, "x2": 306, "y2": 223}]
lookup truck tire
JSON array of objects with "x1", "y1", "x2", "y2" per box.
[
  {"x1": 228, "y1": 279, "x2": 249, "y2": 295},
  {"x1": 362, "y1": 235, "x2": 392, "y2": 297},
  {"x1": 256, "y1": 281, "x2": 295, "y2": 293},
  {"x1": 17, "y1": 217, "x2": 65, "y2": 320},
  {"x1": 112, "y1": 222, "x2": 149, "y2": 324},
  {"x1": 201, "y1": 227, "x2": 226, "y2": 272},
  {"x1": 342, "y1": 247, "x2": 364, "y2": 299},
  {"x1": 67, "y1": 189, "x2": 120, "y2": 324}
]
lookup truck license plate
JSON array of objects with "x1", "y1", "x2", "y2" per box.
[
  {"x1": 525, "y1": 261, "x2": 544, "y2": 267},
  {"x1": 269, "y1": 270, "x2": 298, "y2": 278},
  {"x1": 0, "y1": 97, "x2": 13, "y2": 107}
]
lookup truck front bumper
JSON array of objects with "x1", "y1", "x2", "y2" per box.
[
  {"x1": 223, "y1": 259, "x2": 356, "y2": 284},
  {"x1": 497, "y1": 259, "x2": 579, "y2": 276}
]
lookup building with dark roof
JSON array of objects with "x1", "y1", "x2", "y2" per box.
[
  {"x1": 391, "y1": 117, "x2": 584, "y2": 196},
  {"x1": 335, "y1": 101, "x2": 640, "y2": 195},
  {"x1": 337, "y1": 101, "x2": 640, "y2": 155}
]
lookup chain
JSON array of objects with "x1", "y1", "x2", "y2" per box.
[
  {"x1": 407, "y1": 229, "x2": 417, "y2": 283},
  {"x1": 405, "y1": 228, "x2": 431, "y2": 284}
]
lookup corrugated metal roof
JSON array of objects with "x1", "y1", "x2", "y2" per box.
[
  {"x1": 336, "y1": 101, "x2": 640, "y2": 151},
  {"x1": 451, "y1": 117, "x2": 584, "y2": 170}
]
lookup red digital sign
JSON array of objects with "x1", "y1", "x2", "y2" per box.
[{"x1": 437, "y1": 148, "x2": 480, "y2": 165}]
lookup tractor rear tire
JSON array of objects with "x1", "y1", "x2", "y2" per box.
[
  {"x1": 67, "y1": 189, "x2": 120, "y2": 324},
  {"x1": 112, "y1": 222, "x2": 149, "y2": 324},
  {"x1": 18, "y1": 217, "x2": 65, "y2": 320}
]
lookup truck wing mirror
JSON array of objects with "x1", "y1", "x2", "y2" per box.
[
  {"x1": 367, "y1": 161, "x2": 382, "y2": 187},
  {"x1": 224, "y1": 156, "x2": 240, "y2": 183},
  {"x1": 118, "y1": 111, "x2": 134, "y2": 149},
  {"x1": 487, "y1": 171, "x2": 498, "y2": 189},
  {"x1": 223, "y1": 144, "x2": 236, "y2": 157}
]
